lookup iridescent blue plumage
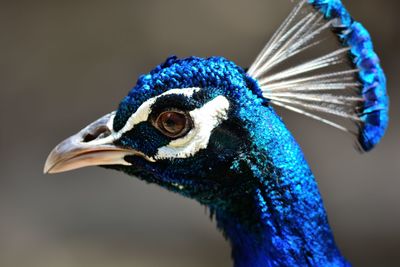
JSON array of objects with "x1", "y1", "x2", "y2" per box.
[
  {"x1": 44, "y1": 0, "x2": 389, "y2": 266},
  {"x1": 108, "y1": 55, "x2": 350, "y2": 266}
]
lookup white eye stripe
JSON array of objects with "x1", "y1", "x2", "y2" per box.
[
  {"x1": 154, "y1": 95, "x2": 230, "y2": 160},
  {"x1": 117, "y1": 87, "x2": 201, "y2": 136},
  {"x1": 90, "y1": 87, "x2": 230, "y2": 161},
  {"x1": 87, "y1": 87, "x2": 201, "y2": 147}
]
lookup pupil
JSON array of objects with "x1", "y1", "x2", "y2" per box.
[{"x1": 161, "y1": 112, "x2": 186, "y2": 134}]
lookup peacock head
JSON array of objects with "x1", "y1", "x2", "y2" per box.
[{"x1": 44, "y1": 56, "x2": 267, "y2": 205}]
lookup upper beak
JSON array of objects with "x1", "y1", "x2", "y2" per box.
[{"x1": 44, "y1": 112, "x2": 135, "y2": 174}]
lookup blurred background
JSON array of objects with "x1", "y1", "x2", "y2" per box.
[{"x1": 1, "y1": 0, "x2": 399, "y2": 266}]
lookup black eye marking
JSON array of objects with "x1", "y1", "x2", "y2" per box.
[
  {"x1": 117, "y1": 122, "x2": 171, "y2": 157},
  {"x1": 153, "y1": 110, "x2": 193, "y2": 138},
  {"x1": 149, "y1": 94, "x2": 201, "y2": 115}
]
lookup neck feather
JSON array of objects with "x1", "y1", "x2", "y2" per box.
[{"x1": 214, "y1": 106, "x2": 350, "y2": 267}]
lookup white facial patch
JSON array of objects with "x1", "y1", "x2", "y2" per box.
[
  {"x1": 89, "y1": 87, "x2": 230, "y2": 161},
  {"x1": 119, "y1": 87, "x2": 201, "y2": 135},
  {"x1": 154, "y1": 95, "x2": 230, "y2": 160},
  {"x1": 89, "y1": 87, "x2": 201, "y2": 147}
]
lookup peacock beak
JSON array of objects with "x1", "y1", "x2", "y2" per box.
[{"x1": 44, "y1": 112, "x2": 136, "y2": 174}]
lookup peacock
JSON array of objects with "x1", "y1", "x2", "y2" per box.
[{"x1": 44, "y1": 0, "x2": 389, "y2": 266}]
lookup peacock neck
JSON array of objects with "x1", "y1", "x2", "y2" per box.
[{"x1": 214, "y1": 106, "x2": 350, "y2": 267}]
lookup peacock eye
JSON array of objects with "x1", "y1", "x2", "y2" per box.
[{"x1": 155, "y1": 111, "x2": 192, "y2": 138}]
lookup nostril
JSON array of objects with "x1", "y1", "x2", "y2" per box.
[{"x1": 82, "y1": 126, "x2": 112, "y2": 143}]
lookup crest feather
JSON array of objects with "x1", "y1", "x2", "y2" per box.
[{"x1": 248, "y1": 0, "x2": 389, "y2": 151}]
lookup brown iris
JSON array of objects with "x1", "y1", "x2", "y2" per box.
[{"x1": 155, "y1": 111, "x2": 191, "y2": 138}]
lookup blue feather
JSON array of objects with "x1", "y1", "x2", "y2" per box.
[{"x1": 309, "y1": 0, "x2": 389, "y2": 151}]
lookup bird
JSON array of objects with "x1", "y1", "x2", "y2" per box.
[{"x1": 44, "y1": 0, "x2": 389, "y2": 266}]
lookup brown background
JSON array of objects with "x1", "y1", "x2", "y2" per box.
[{"x1": 1, "y1": 0, "x2": 399, "y2": 266}]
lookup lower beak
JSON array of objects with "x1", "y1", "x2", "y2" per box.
[{"x1": 44, "y1": 112, "x2": 134, "y2": 174}]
